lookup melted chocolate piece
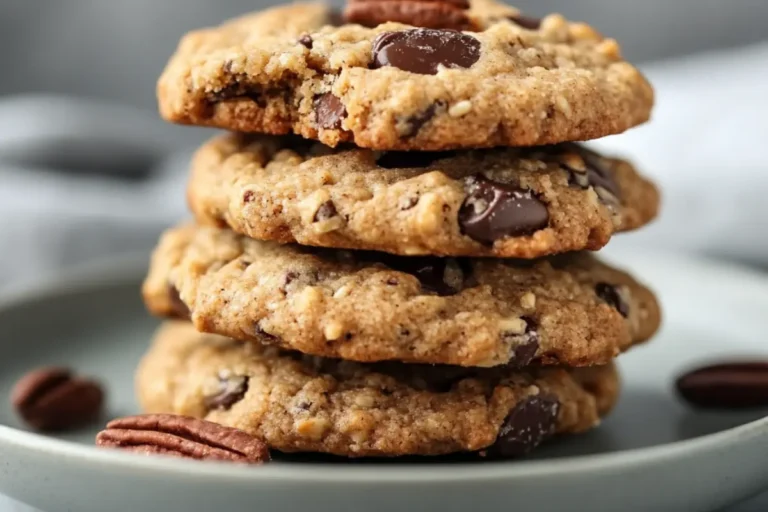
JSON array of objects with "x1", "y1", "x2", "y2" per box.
[
  {"x1": 595, "y1": 282, "x2": 630, "y2": 318},
  {"x1": 204, "y1": 373, "x2": 249, "y2": 410},
  {"x1": 314, "y1": 93, "x2": 347, "y2": 129},
  {"x1": 491, "y1": 395, "x2": 560, "y2": 457},
  {"x1": 458, "y1": 174, "x2": 549, "y2": 244},
  {"x1": 371, "y1": 29, "x2": 481, "y2": 75}
]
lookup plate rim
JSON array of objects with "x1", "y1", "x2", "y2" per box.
[{"x1": 2, "y1": 249, "x2": 768, "y2": 483}]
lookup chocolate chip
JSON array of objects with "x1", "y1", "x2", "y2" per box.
[
  {"x1": 371, "y1": 29, "x2": 481, "y2": 75},
  {"x1": 400, "y1": 103, "x2": 441, "y2": 138},
  {"x1": 243, "y1": 190, "x2": 255, "y2": 203},
  {"x1": 509, "y1": 13, "x2": 542, "y2": 30},
  {"x1": 296, "y1": 400, "x2": 313, "y2": 411},
  {"x1": 298, "y1": 34, "x2": 313, "y2": 48},
  {"x1": 368, "y1": 254, "x2": 470, "y2": 296},
  {"x1": 254, "y1": 321, "x2": 279, "y2": 342},
  {"x1": 503, "y1": 317, "x2": 539, "y2": 367},
  {"x1": 491, "y1": 395, "x2": 560, "y2": 457},
  {"x1": 168, "y1": 285, "x2": 191, "y2": 319},
  {"x1": 204, "y1": 372, "x2": 249, "y2": 410},
  {"x1": 675, "y1": 362, "x2": 768, "y2": 409},
  {"x1": 314, "y1": 93, "x2": 346, "y2": 129},
  {"x1": 280, "y1": 270, "x2": 319, "y2": 294},
  {"x1": 595, "y1": 282, "x2": 630, "y2": 317},
  {"x1": 284, "y1": 272, "x2": 299, "y2": 288},
  {"x1": 400, "y1": 196, "x2": 420, "y2": 210},
  {"x1": 313, "y1": 200, "x2": 338, "y2": 222},
  {"x1": 376, "y1": 151, "x2": 453, "y2": 169},
  {"x1": 563, "y1": 145, "x2": 621, "y2": 204},
  {"x1": 409, "y1": 259, "x2": 454, "y2": 295},
  {"x1": 458, "y1": 174, "x2": 549, "y2": 244}
]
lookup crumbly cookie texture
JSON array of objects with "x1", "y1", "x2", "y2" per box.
[
  {"x1": 189, "y1": 133, "x2": 659, "y2": 258},
  {"x1": 157, "y1": 0, "x2": 654, "y2": 150},
  {"x1": 137, "y1": 322, "x2": 620, "y2": 457},
  {"x1": 142, "y1": 224, "x2": 661, "y2": 368}
]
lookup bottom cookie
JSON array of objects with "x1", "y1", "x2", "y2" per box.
[{"x1": 137, "y1": 322, "x2": 620, "y2": 458}]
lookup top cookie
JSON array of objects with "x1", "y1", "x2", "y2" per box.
[{"x1": 158, "y1": 0, "x2": 654, "y2": 150}]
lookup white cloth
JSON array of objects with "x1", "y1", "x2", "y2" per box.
[
  {"x1": 592, "y1": 42, "x2": 768, "y2": 263},
  {"x1": 0, "y1": 43, "x2": 767, "y2": 284},
  {"x1": 0, "y1": 96, "x2": 193, "y2": 288},
  {"x1": 1, "y1": 43, "x2": 768, "y2": 512}
]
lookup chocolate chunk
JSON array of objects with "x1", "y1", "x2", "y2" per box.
[
  {"x1": 370, "y1": 361, "x2": 478, "y2": 393},
  {"x1": 400, "y1": 196, "x2": 420, "y2": 210},
  {"x1": 11, "y1": 367, "x2": 104, "y2": 431},
  {"x1": 284, "y1": 272, "x2": 299, "y2": 288},
  {"x1": 371, "y1": 29, "x2": 481, "y2": 75},
  {"x1": 376, "y1": 150, "x2": 453, "y2": 169},
  {"x1": 491, "y1": 395, "x2": 560, "y2": 457},
  {"x1": 458, "y1": 174, "x2": 549, "y2": 244},
  {"x1": 595, "y1": 282, "x2": 629, "y2": 317},
  {"x1": 298, "y1": 34, "x2": 313, "y2": 48},
  {"x1": 399, "y1": 102, "x2": 441, "y2": 138},
  {"x1": 509, "y1": 13, "x2": 542, "y2": 30},
  {"x1": 676, "y1": 362, "x2": 768, "y2": 409},
  {"x1": 168, "y1": 285, "x2": 191, "y2": 319},
  {"x1": 254, "y1": 321, "x2": 279, "y2": 342},
  {"x1": 369, "y1": 253, "x2": 470, "y2": 296},
  {"x1": 503, "y1": 317, "x2": 539, "y2": 367},
  {"x1": 563, "y1": 145, "x2": 621, "y2": 204},
  {"x1": 313, "y1": 200, "x2": 338, "y2": 221},
  {"x1": 296, "y1": 400, "x2": 313, "y2": 411},
  {"x1": 96, "y1": 414, "x2": 270, "y2": 464},
  {"x1": 314, "y1": 93, "x2": 347, "y2": 129},
  {"x1": 204, "y1": 372, "x2": 249, "y2": 410},
  {"x1": 407, "y1": 259, "x2": 453, "y2": 295},
  {"x1": 280, "y1": 270, "x2": 318, "y2": 294}
]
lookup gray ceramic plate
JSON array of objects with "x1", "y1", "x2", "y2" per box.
[{"x1": 1, "y1": 250, "x2": 768, "y2": 512}]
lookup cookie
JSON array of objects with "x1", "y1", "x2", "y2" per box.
[
  {"x1": 137, "y1": 321, "x2": 620, "y2": 457},
  {"x1": 189, "y1": 133, "x2": 658, "y2": 258},
  {"x1": 142, "y1": 224, "x2": 661, "y2": 367},
  {"x1": 157, "y1": 1, "x2": 654, "y2": 150}
]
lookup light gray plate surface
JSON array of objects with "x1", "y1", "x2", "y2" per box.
[{"x1": 1, "y1": 250, "x2": 768, "y2": 512}]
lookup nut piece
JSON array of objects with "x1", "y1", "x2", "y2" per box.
[
  {"x1": 344, "y1": 0, "x2": 473, "y2": 30},
  {"x1": 11, "y1": 367, "x2": 104, "y2": 431},
  {"x1": 96, "y1": 414, "x2": 270, "y2": 464}
]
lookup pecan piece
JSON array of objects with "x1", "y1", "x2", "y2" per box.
[
  {"x1": 344, "y1": 0, "x2": 474, "y2": 30},
  {"x1": 96, "y1": 414, "x2": 270, "y2": 464},
  {"x1": 11, "y1": 367, "x2": 104, "y2": 431}
]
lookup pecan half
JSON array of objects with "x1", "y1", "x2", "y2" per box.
[
  {"x1": 95, "y1": 414, "x2": 270, "y2": 464},
  {"x1": 11, "y1": 367, "x2": 104, "y2": 431},
  {"x1": 344, "y1": 0, "x2": 474, "y2": 30}
]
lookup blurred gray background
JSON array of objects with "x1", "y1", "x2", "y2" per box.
[{"x1": 2, "y1": 0, "x2": 768, "y2": 111}]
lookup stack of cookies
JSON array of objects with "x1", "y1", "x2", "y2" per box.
[{"x1": 139, "y1": 0, "x2": 661, "y2": 459}]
